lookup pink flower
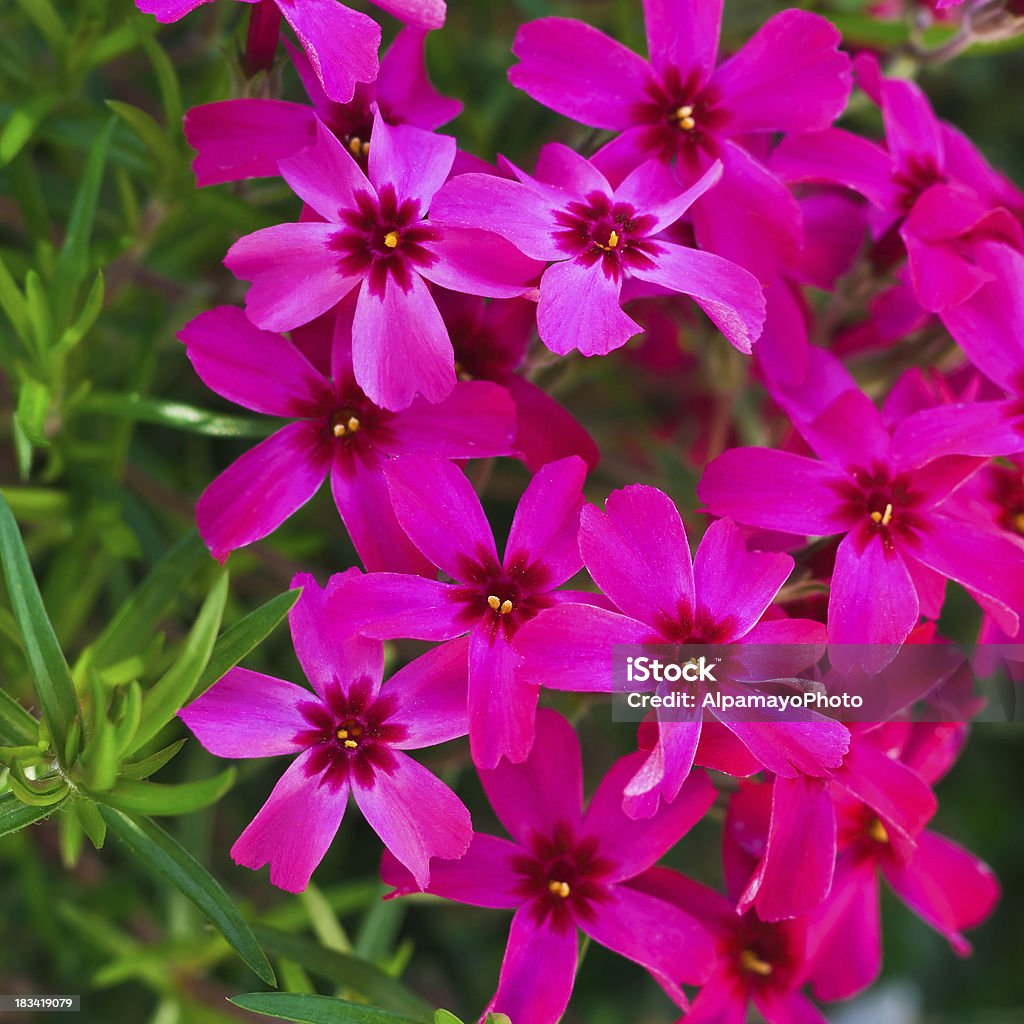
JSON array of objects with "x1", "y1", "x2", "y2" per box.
[
  {"x1": 514, "y1": 484, "x2": 843, "y2": 819},
  {"x1": 328, "y1": 454, "x2": 589, "y2": 768},
  {"x1": 135, "y1": 0, "x2": 385, "y2": 104},
  {"x1": 179, "y1": 305, "x2": 515, "y2": 571},
  {"x1": 185, "y1": 29, "x2": 461, "y2": 187},
  {"x1": 773, "y1": 54, "x2": 1024, "y2": 313},
  {"x1": 698, "y1": 388, "x2": 1024, "y2": 646},
  {"x1": 507, "y1": 3, "x2": 852, "y2": 278},
  {"x1": 434, "y1": 290, "x2": 600, "y2": 472},
  {"x1": 382, "y1": 710, "x2": 718, "y2": 1024},
  {"x1": 431, "y1": 146, "x2": 765, "y2": 356},
  {"x1": 179, "y1": 571, "x2": 472, "y2": 893},
  {"x1": 224, "y1": 112, "x2": 543, "y2": 410},
  {"x1": 807, "y1": 722, "x2": 999, "y2": 1001},
  {"x1": 632, "y1": 868, "x2": 837, "y2": 1024}
]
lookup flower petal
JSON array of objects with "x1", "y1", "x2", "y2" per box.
[
  {"x1": 385, "y1": 454, "x2": 498, "y2": 578},
  {"x1": 277, "y1": 0, "x2": 380, "y2": 105},
  {"x1": 616, "y1": 159, "x2": 723, "y2": 235},
  {"x1": 698, "y1": 447, "x2": 854, "y2": 536},
  {"x1": 376, "y1": 28, "x2": 461, "y2": 129},
  {"x1": 179, "y1": 306, "x2": 329, "y2": 417},
  {"x1": 469, "y1": 629, "x2": 537, "y2": 769},
  {"x1": 179, "y1": 668, "x2": 313, "y2": 759},
  {"x1": 380, "y1": 832, "x2": 522, "y2": 907},
  {"x1": 712, "y1": 10, "x2": 851, "y2": 134},
  {"x1": 328, "y1": 572, "x2": 464, "y2": 642},
  {"x1": 629, "y1": 241, "x2": 765, "y2": 353},
  {"x1": 503, "y1": 373, "x2": 600, "y2": 472},
  {"x1": 385, "y1": 380, "x2": 517, "y2": 458},
  {"x1": 370, "y1": 0, "x2": 445, "y2": 30},
  {"x1": 368, "y1": 109, "x2": 455, "y2": 211},
  {"x1": 352, "y1": 273, "x2": 456, "y2": 411},
  {"x1": 289, "y1": 571, "x2": 384, "y2": 702},
  {"x1": 196, "y1": 422, "x2": 331, "y2": 561},
  {"x1": 429, "y1": 174, "x2": 562, "y2": 261},
  {"x1": 642, "y1": 0, "x2": 722, "y2": 83},
  {"x1": 231, "y1": 748, "x2": 348, "y2": 894},
  {"x1": 278, "y1": 120, "x2": 374, "y2": 223},
  {"x1": 582, "y1": 756, "x2": 715, "y2": 880},
  {"x1": 383, "y1": 635, "x2": 471, "y2": 749},
  {"x1": 226, "y1": 222, "x2": 361, "y2": 333},
  {"x1": 184, "y1": 99, "x2": 316, "y2": 186},
  {"x1": 486, "y1": 905, "x2": 578, "y2": 1024},
  {"x1": 352, "y1": 749, "x2": 472, "y2": 888},
  {"x1": 509, "y1": 18, "x2": 656, "y2": 131},
  {"x1": 580, "y1": 484, "x2": 694, "y2": 627},
  {"x1": 419, "y1": 224, "x2": 545, "y2": 298},
  {"x1": 479, "y1": 708, "x2": 582, "y2": 846},
  {"x1": 537, "y1": 258, "x2": 639, "y2": 356}
]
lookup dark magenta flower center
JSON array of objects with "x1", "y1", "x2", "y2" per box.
[
  {"x1": 631, "y1": 67, "x2": 729, "y2": 161},
  {"x1": 330, "y1": 184, "x2": 441, "y2": 297},
  {"x1": 512, "y1": 824, "x2": 614, "y2": 929},
  {"x1": 893, "y1": 156, "x2": 946, "y2": 213},
  {"x1": 835, "y1": 465, "x2": 927, "y2": 551},
  {"x1": 552, "y1": 192, "x2": 659, "y2": 277},
  {"x1": 986, "y1": 463, "x2": 1024, "y2": 536},
  {"x1": 449, "y1": 551, "x2": 558, "y2": 640},
  {"x1": 295, "y1": 677, "x2": 407, "y2": 788},
  {"x1": 726, "y1": 916, "x2": 802, "y2": 993}
]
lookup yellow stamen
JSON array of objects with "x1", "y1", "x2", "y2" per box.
[
  {"x1": 868, "y1": 818, "x2": 889, "y2": 844},
  {"x1": 869, "y1": 503, "x2": 894, "y2": 527},
  {"x1": 384, "y1": 230, "x2": 400, "y2": 249},
  {"x1": 336, "y1": 728, "x2": 348, "y2": 739},
  {"x1": 487, "y1": 595, "x2": 501, "y2": 610},
  {"x1": 606, "y1": 229, "x2": 619, "y2": 248},
  {"x1": 740, "y1": 950, "x2": 773, "y2": 977},
  {"x1": 1013, "y1": 511, "x2": 1024, "y2": 535},
  {"x1": 346, "y1": 416, "x2": 360, "y2": 433},
  {"x1": 674, "y1": 105, "x2": 696, "y2": 130},
  {"x1": 344, "y1": 739, "x2": 358, "y2": 749},
  {"x1": 548, "y1": 880, "x2": 571, "y2": 898},
  {"x1": 499, "y1": 599, "x2": 513, "y2": 615}
]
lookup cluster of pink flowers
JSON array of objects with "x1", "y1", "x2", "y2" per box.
[{"x1": 136, "y1": 0, "x2": 1020, "y2": 1020}]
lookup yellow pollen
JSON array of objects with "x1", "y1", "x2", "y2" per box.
[
  {"x1": 337, "y1": 728, "x2": 348, "y2": 739},
  {"x1": 500, "y1": 599, "x2": 513, "y2": 615},
  {"x1": 1013, "y1": 511, "x2": 1024, "y2": 534},
  {"x1": 870, "y1": 503, "x2": 894, "y2": 527},
  {"x1": 868, "y1": 818, "x2": 889, "y2": 844},
  {"x1": 548, "y1": 880, "x2": 571, "y2": 898},
  {"x1": 674, "y1": 105, "x2": 696, "y2": 130},
  {"x1": 487, "y1": 595, "x2": 501, "y2": 610},
  {"x1": 346, "y1": 416, "x2": 360, "y2": 433},
  {"x1": 344, "y1": 739, "x2": 358, "y2": 749},
  {"x1": 607, "y1": 229, "x2": 619, "y2": 248},
  {"x1": 332, "y1": 414, "x2": 361, "y2": 437},
  {"x1": 348, "y1": 137, "x2": 369, "y2": 158},
  {"x1": 384, "y1": 230, "x2": 400, "y2": 249},
  {"x1": 740, "y1": 950, "x2": 774, "y2": 977}
]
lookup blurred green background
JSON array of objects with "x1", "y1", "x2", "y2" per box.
[{"x1": 1, "y1": 0, "x2": 1022, "y2": 1021}]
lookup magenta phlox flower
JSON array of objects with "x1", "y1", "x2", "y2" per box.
[
  {"x1": 514, "y1": 484, "x2": 844, "y2": 819},
  {"x1": 224, "y1": 111, "x2": 543, "y2": 410},
  {"x1": 632, "y1": 867, "x2": 839, "y2": 1024},
  {"x1": 328, "y1": 454, "x2": 589, "y2": 767},
  {"x1": 185, "y1": 29, "x2": 461, "y2": 187},
  {"x1": 381, "y1": 710, "x2": 718, "y2": 1024},
  {"x1": 806, "y1": 722, "x2": 999, "y2": 1001},
  {"x1": 179, "y1": 304, "x2": 515, "y2": 570},
  {"x1": 773, "y1": 54, "x2": 1024, "y2": 314},
  {"x1": 433, "y1": 290, "x2": 600, "y2": 471},
  {"x1": 699, "y1": 386, "x2": 1024, "y2": 647},
  {"x1": 179, "y1": 570, "x2": 472, "y2": 893},
  {"x1": 431, "y1": 144, "x2": 765, "y2": 356},
  {"x1": 507, "y1": 2, "x2": 851, "y2": 279}
]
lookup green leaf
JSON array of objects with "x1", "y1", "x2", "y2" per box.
[
  {"x1": 253, "y1": 927, "x2": 432, "y2": 1021},
  {"x1": 0, "y1": 95, "x2": 58, "y2": 169},
  {"x1": 24, "y1": 269, "x2": 52, "y2": 354},
  {"x1": 229, "y1": 994, "x2": 426, "y2": 1024},
  {"x1": 0, "y1": 791, "x2": 62, "y2": 837},
  {"x1": 6, "y1": 762, "x2": 69, "y2": 807},
  {"x1": 15, "y1": 379, "x2": 50, "y2": 446},
  {"x1": 73, "y1": 796, "x2": 107, "y2": 850},
  {"x1": 79, "y1": 670, "x2": 118, "y2": 792},
  {"x1": 0, "y1": 253, "x2": 32, "y2": 347},
  {"x1": 0, "y1": 688, "x2": 39, "y2": 746},
  {"x1": 50, "y1": 117, "x2": 115, "y2": 332},
  {"x1": 98, "y1": 806, "x2": 275, "y2": 985},
  {"x1": 433, "y1": 1013, "x2": 462, "y2": 1024},
  {"x1": 130, "y1": 573, "x2": 228, "y2": 754},
  {"x1": 56, "y1": 270, "x2": 104, "y2": 354},
  {"x1": 197, "y1": 588, "x2": 302, "y2": 695},
  {"x1": 90, "y1": 530, "x2": 208, "y2": 669},
  {"x1": 106, "y1": 100, "x2": 176, "y2": 167},
  {"x1": 119, "y1": 738, "x2": 184, "y2": 780},
  {"x1": 14, "y1": 0, "x2": 67, "y2": 53},
  {"x1": 96, "y1": 768, "x2": 235, "y2": 816},
  {"x1": 0, "y1": 490, "x2": 80, "y2": 765},
  {"x1": 77, "y1": 392, "x2": 280, "y2": 438}
]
